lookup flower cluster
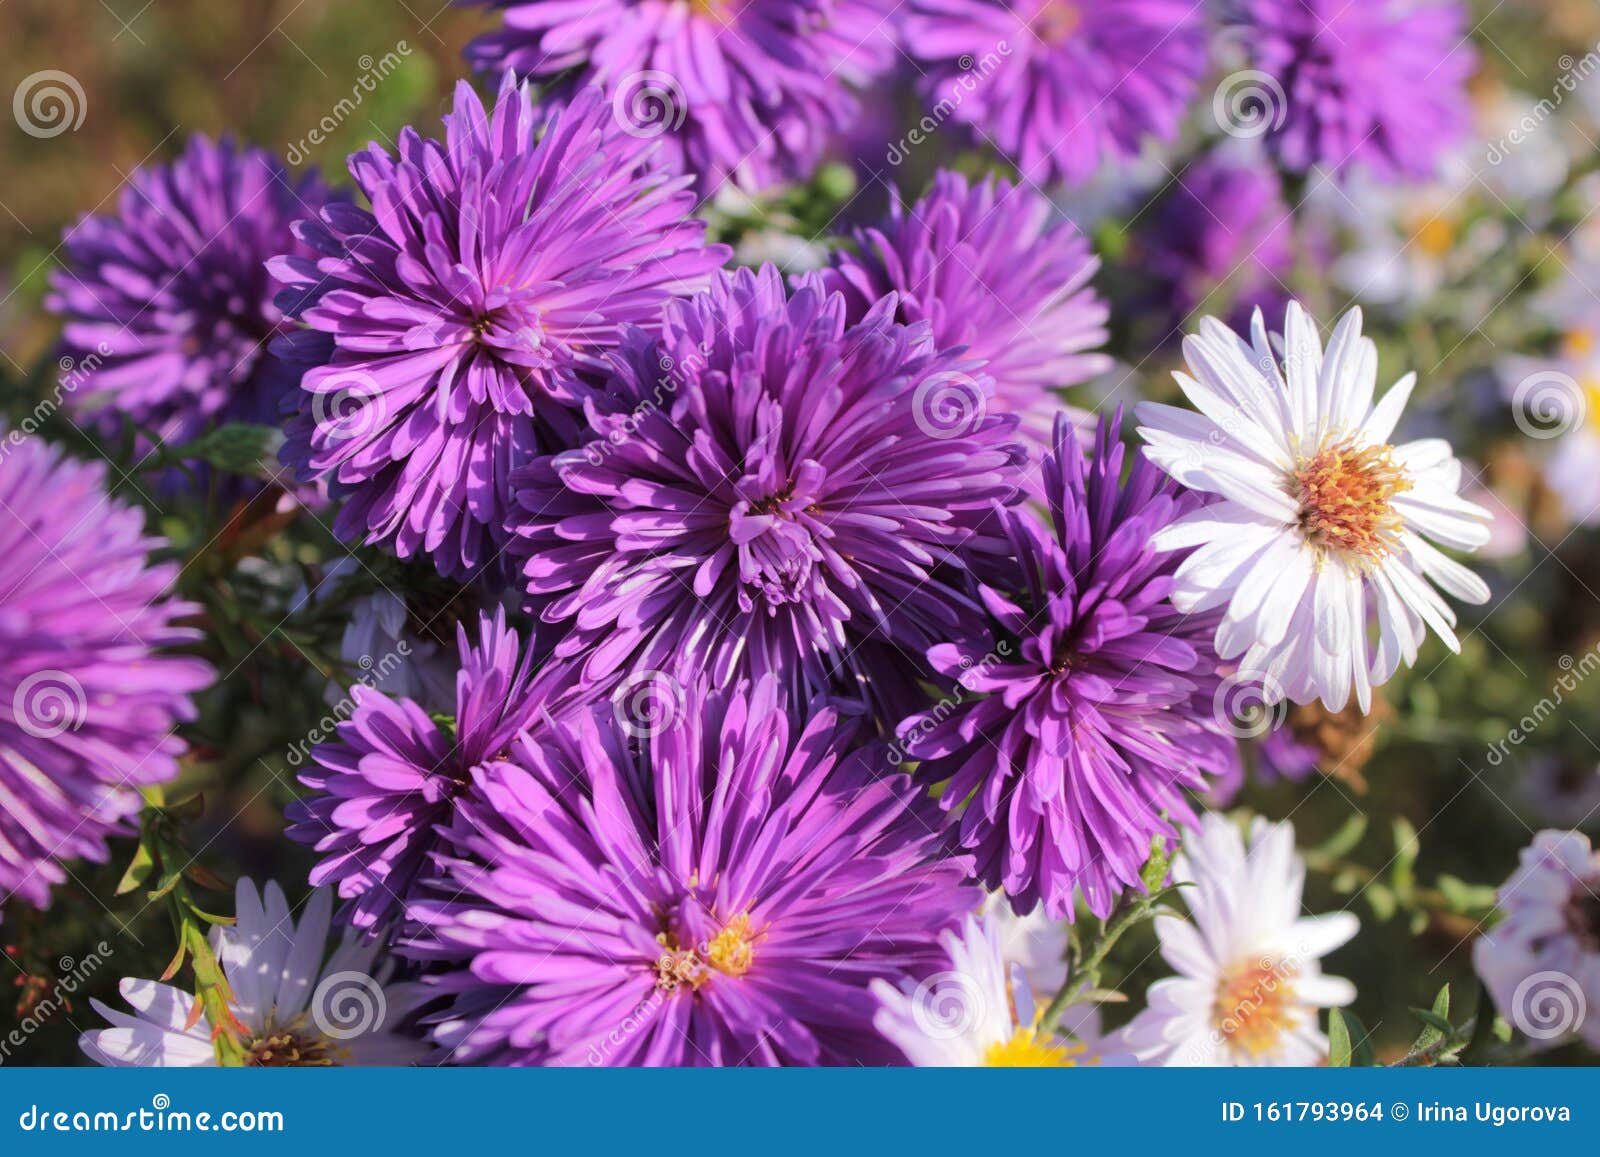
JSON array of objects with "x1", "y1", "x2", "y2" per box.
[{"x1": 11, "y1": 0, "x2": 1577, "y2": 1076}]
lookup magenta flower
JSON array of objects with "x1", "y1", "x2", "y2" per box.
[
  {"x1": 406, "y1": 677, "x2": 977, "y2": 1065},
  {"x1": 271, "y1": 75, "x2": 727, "y2": 581},
  {"x1": 0, "y1": 432, "x2": 212, "y2": 916}
]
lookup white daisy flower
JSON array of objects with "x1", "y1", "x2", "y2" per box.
[
  {"x1": 1119, "y1": 814, "x2": 1358, "y2": 1066},
  {"x1": 871, "y1": 910, "x2": 1132, "y2": 1067},
  {"x1": 80, "y1": 879, "x2": 423, "y2": 1067},
  {"x1": 1473, "y1": 830, "x2": 1600, "y2": 1050},
  {"x1": 1137, "y1": 302, "x2": 1492, "y2": 711}
]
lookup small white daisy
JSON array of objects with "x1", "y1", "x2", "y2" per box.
[
  {"x1": 1119, "y1": 814, "x2": 1358, "y2": 1067},
  {"x1": 80, "y1": 880, "x2": 422, "y2": 1067},
  {"x1": 1137, "y1": 302, "x2": 1491, "y2": 711},
  {"x1": 872, "y1": 910, "x2": 1131, "y2": 1067}
]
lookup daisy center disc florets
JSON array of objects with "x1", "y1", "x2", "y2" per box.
[
  {"x1": 1293, "y1": 440, "x2": 1410, "y2": 561},
  {"x1": 1213, "y1": 957, "x2": 1301, "y2": 1060},
  {"x1": 653, "y1": 914, "x2": 760, "y2": 992},
  {"x1": 983, "y1": 1027, "x2": 1075, "y2": 1067},
  {"x1": 245, "y1": 1021, "x2": 347, "y2": 1067}
]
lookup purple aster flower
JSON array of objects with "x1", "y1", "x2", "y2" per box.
[
  {"x1": 901, "y1": 0, "x2": 1207, "y2": 186},
  {"x1": 459, "y1": 0, "x2": 895, "y2": 191},
  {"x1": 45, "y1": 135, "x2": 339, "y2": 452},
  {"x1": 897, "y1": 414, "x2": 1240, "y2": 919},
  {"x1": 0, "y1": 432, "x2": 212, "y2": 916},
  {"x1": 405, "y1": 676, "x2": 976, "y2": 1065},
  {"x1": 1129, "y1": 155, "x2": 1295, "y2": 339},
  {"x1": 1236, "y1": 0, "x2": 1476, "y2": 181},
  {"x1": 821, "y1": 170, "x2": 1111, "y2": 447},
  {"x1": 271, "y1": 75, "x2": 727, "y2": 582},
  {"x1": 286, "y1": 609, "x2": 555, "y2": 932},
  {"x1": 509, "y1": 264, "x2": 1027, "y2": 717}
]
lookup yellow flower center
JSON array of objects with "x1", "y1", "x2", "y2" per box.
[
  {"x1": 1412, "y1": 213, "x2": 1457, "y2": 258},
  {"x1": 705, "y1": 914, "x2": 757, "y2": 978},
  {"x1": 1213, "y1": 957, "x2": 1302, "y2": 1060},
  {"x1": 1293, "y1": 439, "x2": 1411, "y2": 562},
  {"x1": 982, "y1": 1027, "x2": 1076, "y2": 1067},
  {"x1": 653, "y1": 914, "x2": 761, "y2": 991}
]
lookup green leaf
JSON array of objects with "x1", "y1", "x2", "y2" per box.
[
  {"x1": 1346, "y1": 1012, "x2": 1377, "y2": 1067},
  {"x1": 1328, "y1": 1009, "x2": 1352, "y2": 1067},
  {"x1": 1391, "y1": 818, "x2": 1418, "y2": 901},
  {"x1": 1366, "y1": 883, "x2": 1397, "y2": 921},
  {"x1": 155, "y1": 423, "x2": 280, "y2": 476},
  {"x1": 115, "y1": 839, "x2": 157, "y2": 896},
  {"x1": 1315, "y1": 814, "x2": 1369, "y2": 861},
  {"x1": 1140, "y1": 834, "x2": 1173, "y2": 895}
]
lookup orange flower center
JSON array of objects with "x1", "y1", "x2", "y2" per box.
[
  {"x1": 1213, "y1": 957, "x2": 1302, "y2": 1060},
  {"x1": 1031, "y1": 0, "x2": 1081, "y2": 43},
  {"x1": 1293, "y1": 440, "x2": 1410, "y2": 561}
]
